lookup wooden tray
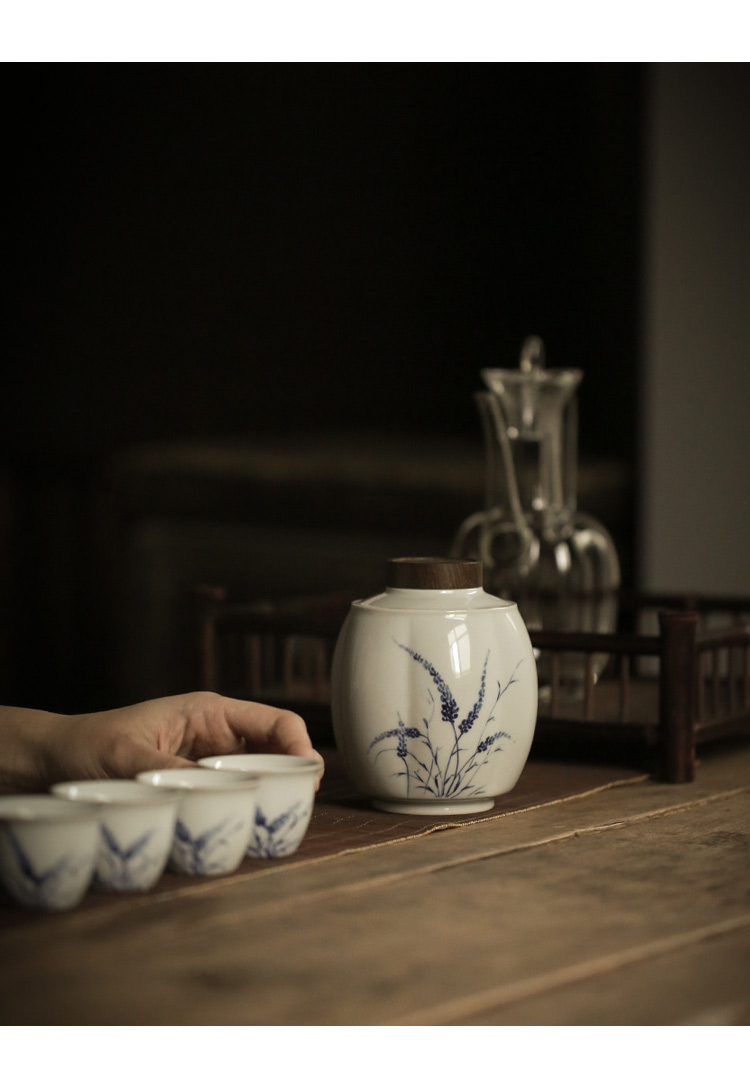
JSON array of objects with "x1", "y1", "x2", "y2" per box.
[{"x1": 195, "y1": 588, "x2": 750, "y2": 783}]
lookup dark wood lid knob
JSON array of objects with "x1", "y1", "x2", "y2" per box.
[{"x1": 385, "y1": 557, "x2": 483, "y2": 590}]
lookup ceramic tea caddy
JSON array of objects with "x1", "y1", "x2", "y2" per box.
[{"x1": 331, "y1": 557, "x2": 538, "y2": 814}]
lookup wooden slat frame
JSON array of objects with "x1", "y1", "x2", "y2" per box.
[{"x1": 194, "y1": 587, "x2": 750, "y2": 783}]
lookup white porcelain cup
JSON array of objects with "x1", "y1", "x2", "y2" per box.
[
  {"x1": 51, "y1": 780, "x2": 180, "y2": 892},
  {"x1": 197, "y1": 755, "x2": 319, "y2": 858},
  {"x1": 136, "y1": 768, "x2": 260, "y2": 876},
  {"x1": 0, "y1": 795, "x2": 100, "y2": 911}
]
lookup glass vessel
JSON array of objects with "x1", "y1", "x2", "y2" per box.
[{"x1": 452, "y1": 337, "x2": 621, "y2": 700}]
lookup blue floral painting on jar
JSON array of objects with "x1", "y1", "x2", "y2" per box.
[{"x1": 368, "y1": 640, "x2": 523, "y2": 801}]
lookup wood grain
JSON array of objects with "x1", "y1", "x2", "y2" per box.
[{"x1": 1, "y1": 741, "x2": 748, "y2": 1025}]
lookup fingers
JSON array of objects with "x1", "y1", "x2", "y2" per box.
[
  {"x1": 219, "y1": 697, "x2": 312, "y2": 753},
  {"x1": 268, "y1": 713, "x2": 326, "y2": 789},
  {"x1": 267, "y1": 710, "x2": 316, "y2": 756},
  {"x1": 57, "y1": 695, "x2": 324, "y2": 788},
  {"x1": 218, "y1": 696, "x2": 325, "y2": 788}
]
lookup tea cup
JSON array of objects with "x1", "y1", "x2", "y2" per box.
[
  {"x1": 136, "y1": 768, "x2": 259, "y2": 875},
  {"x1": 51, "y1": 779, "x2": 180, "y2": 892},
  {"x1": 198, "y1": 754, "x2": 319, "y2": 858},
  {"x1": 0, "y1": 795, "x2": 100, "y2": 911}
]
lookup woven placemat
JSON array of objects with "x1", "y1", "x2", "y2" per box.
[{"x1": 298, "y1": 752, "x2": 647, "y2": 861}]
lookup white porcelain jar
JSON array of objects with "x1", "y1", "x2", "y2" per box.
[{"x1": 331, "y1": 557, "x2": 538, "y2": 814}]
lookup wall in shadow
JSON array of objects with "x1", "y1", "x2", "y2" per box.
[
  {"x1": 4, "y1": 63, "x2": 646, "y2": 711},
  {"x1": 7, "y1": 63, "x2": 644, "y2": 457},
  {"x1": 639, "y1": 63, "x2": 750, "y2": 596}
]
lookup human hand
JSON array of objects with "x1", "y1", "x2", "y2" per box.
[{"x1": 2, "y1": 693, "x2": 324, "y2": 793}]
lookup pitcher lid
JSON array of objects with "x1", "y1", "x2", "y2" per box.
[
  {"x1": 385, "y1": 557, "x2": 483, "y2": 590},
  {"x1": 481, "y1": 335, "x2": 582, "y2": 393}
]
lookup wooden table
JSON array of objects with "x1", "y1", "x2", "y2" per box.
[{"x1": 2, "y1": 740, "x2": 749, "y2": 1026}]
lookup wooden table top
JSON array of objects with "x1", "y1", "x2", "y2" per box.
[{"x1": 2, "y1": 741, "x2": 749, "y2": 1026}]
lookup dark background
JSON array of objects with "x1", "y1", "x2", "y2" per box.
[{"x1": 3, "y1": 63, "x2": 646, "y2": 712}]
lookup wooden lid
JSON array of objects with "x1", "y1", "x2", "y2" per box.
[{"x1": 385, "y1": 557, "x2": 483, "y2": 590}]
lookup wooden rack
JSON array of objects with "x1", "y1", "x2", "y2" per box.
[{"x1": 196, "y1": 588, "x2": 750, "y2": 783}]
